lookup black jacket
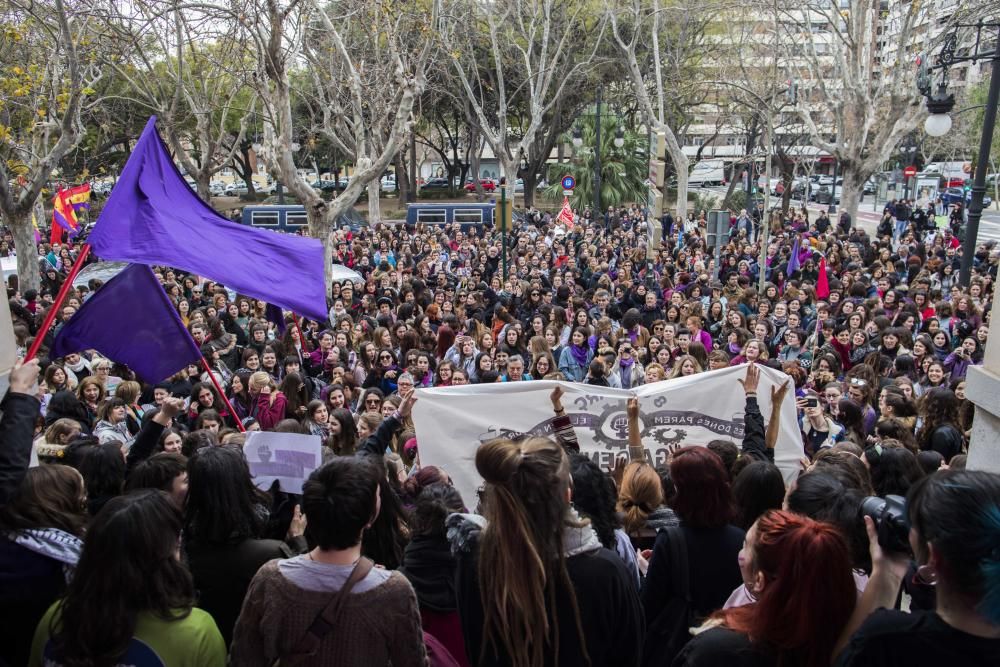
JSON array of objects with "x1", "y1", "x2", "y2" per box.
[
  {"x1": 641, "y1": 523, "x2": 745, "y2": 625},
  {"x1": 185, "y1": 536, "x2": 299, "y2": 646},
  {"x1": 0, "y1": 391, "x2": 41, "y2": 507},
  {"x1": 399, "y1": 535, "x2": 458, "y2": 613}
]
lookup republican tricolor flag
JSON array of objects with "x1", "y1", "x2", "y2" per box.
[{"x1": 51, "y1": 183, "x2": 91, "y2": 244}]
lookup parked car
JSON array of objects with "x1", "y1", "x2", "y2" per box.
[
  {"x1": 209, "y1": 181, "x2": 227, "y2": 196},
  {"x1": 465, "y1": 178, "x2": 497, "y2": 193},
  {"x1": 815, "y1": 182, "x2": 842, "y2": 205},
  {"x1": 940, "y1": 187, "x2": 992, "y2": 209},
  {"x1": 311, "y1": 179, "x2": 338, "y2": 193},
  {"x1": 380, "y1": 175, "x2": 396, "y2": 190},
  {"x1": 91, "y1": 181, "x2": 114, "y2": 196},
  {"x1": 421, "y1": 177, "x2": 453, "y2": 190},
  {"x1": 224, "y1": 182, "x2": 249, "y2": 196}
]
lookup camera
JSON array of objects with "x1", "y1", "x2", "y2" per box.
[
  {"x1": 805, "y1": 397, "x2": 819, "y2": 408},
  {"x1": 860, "y1": 495, "x2": 911, "y2": 555}
]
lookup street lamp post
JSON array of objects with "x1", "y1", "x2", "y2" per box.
[
  {"x1": 919, "y1": 22, "x2": 1000, "y2": 287},
  {"x1": 594, "y1": 85, "x2": 602, "y2": 222}
]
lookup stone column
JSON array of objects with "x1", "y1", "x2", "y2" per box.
[{"x1": 966, "y1": 295, "x2": 1000, "y2": 473}]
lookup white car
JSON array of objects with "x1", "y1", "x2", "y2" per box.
[{"x1": 224, "y1": 183, "x2": 249, "y2": 196}]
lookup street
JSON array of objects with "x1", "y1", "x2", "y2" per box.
[{"x1": 691, "y1": 184, "x2": 1000, "y2": 244}]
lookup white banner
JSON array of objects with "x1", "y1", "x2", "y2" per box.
[
  {"x1": 412, "y1": 364, "x2": 803, "y2": 507},
  {"x1": 245, "y1": 431, "x2": 322, "y2": 495}
]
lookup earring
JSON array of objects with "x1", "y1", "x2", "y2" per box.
[{"x1": 915, "y1": 564, "x2": 938, "y2": 586}]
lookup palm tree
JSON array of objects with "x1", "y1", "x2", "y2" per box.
[{"x1": 545, "y1": 112, "x2": 648, "y2": 210}]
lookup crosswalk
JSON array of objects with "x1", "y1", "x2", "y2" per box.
[{"x1": 974, "y1": 218, "x2": 1000, "y2": 245}]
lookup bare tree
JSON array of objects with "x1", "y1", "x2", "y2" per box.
[
  {"x1": 609, "y1": 0, "x2": 714, "y2": 222},
  {"x1": 0, "y1": 0, "x2": 99, "y2": 292},
  {"x1": 242, "y1": 0, "x2": 439, "y2": 289},
  {"x1": 438, "y1": 0, "x2": 605, "y2": 206},
  {"x1": 777, "y1": 0, "x2": 981, "y2": 222},
  {"x1": 99, "y1": 1, "x2": 255, "y2": 200}
]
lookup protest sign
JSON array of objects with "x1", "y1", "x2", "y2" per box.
[
  {"x1": 412, "y1": 364, "x2": 802, "y2": 508},
  {"x1": 244, "y1": 431, "x2": 322, "y2": 495}
]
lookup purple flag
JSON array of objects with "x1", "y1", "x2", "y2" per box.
[
  {"x1": 787, "y1": 236, "x2": 801, "y2": 274},
  {"x1": 264, "y1": 302, "x2": 287, "y2": 335},
  {"x1": 87, "y1": 117, "x2": 328, "y2": 321},
  {"x1": 51, "y1": 263, "x2": 202, "y2": 383}
]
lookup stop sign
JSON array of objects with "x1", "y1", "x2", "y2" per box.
[{"x1": 904, "y1": 166, "x2": 917, "y2": 178}]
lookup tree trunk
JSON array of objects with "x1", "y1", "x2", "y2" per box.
[
  {"x1": 197, "y1": 172, "x2": 211, "y2": 201},
  {"x1": 664, "y1": 139, "x2": 688, "y2": 222},
  {"x1": 840, "y1": 165, "x2": 865, "y2": 226},
  {"x1": 241, "y1": 144, "x2": 257, "y2": 197},
  {"x1": 367, "y1": 179, "x2": 382, "y2": 226},
  {"x1": 501, "y1": 159, "x2": 518, "y2": 218},
  {"x1": 470, "y1": 148, "x2": 485, "y2": 202},
  {"x1": 523, "y1": 170, "x2": 538, "y2": 208},
  {"x1": 11, "y1": 213, "x2": 40, "y2": 293},
  {"x1": 396, "y1": 152, "x2": 409, "y2": 203}
]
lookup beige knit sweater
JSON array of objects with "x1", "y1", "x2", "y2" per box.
[{"x1": 229, "y1": 560, "x2": 428, "y2": 667}]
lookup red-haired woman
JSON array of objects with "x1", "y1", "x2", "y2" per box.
[
  {"x1": 641, "y1": 446, "x2": 745, "y2": 663},
  {"x1": 674, "y1": 510, "x2": 856, "y2": 667}
]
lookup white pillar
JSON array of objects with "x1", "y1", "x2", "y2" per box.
[{"x1": 966, "y1": 295, "x2": 1000, "y2": 473}]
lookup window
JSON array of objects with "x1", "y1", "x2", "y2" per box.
[
  {"x1": 453, "y1": 209, "x2": 484, "y2": 224},
  {"x1": 250, "y1": 211, "x2": 279, "y2": 227},
  {"x1": 287, "y1": 212, "x2": 307, "y2": 227},
  {"x1": 416, "y1": 208, "x2": 447, "y2": 224}
]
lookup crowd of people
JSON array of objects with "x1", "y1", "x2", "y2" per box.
[{"x1": 1, "y1": 195, "x2": 999, "y2": 666}]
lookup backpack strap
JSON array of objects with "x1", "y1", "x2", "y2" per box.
[{"x1": 280, "y1": 557, "x2": 374, "y2": 665}]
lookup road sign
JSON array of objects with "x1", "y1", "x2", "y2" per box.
[
  {"x1": 561, "y1": 175, "x2": 576, "y2": 190},
  {"x1": 904, "y1": 166, "x2": 918, "y2": 178}
]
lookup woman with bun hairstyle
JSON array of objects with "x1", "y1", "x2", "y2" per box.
[
  {"x1": 453, "y1": 437, "x2": 643, "y2": 666},
  {"x1": 675, "y1": 510, "x2": 856, "y2": 667}
]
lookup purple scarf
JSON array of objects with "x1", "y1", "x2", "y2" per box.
[
  {"x1": 570, "y1": 344, "x2": 590, "y2": 367},
  {"x1": 619, "y1": 357, "x2": 634, "y2": 386}
]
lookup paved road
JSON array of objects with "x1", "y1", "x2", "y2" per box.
[{"x1": 690, "y1": 184, "x2": 1000, "y2": 244}]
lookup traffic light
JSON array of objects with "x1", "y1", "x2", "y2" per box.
[{"x1": 916, "y1": 53, "x2": 930, "y2": 93}]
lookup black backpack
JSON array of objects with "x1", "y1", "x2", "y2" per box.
[{"x1": 641, "y1": 526, "x2": 694, "y2": 667}]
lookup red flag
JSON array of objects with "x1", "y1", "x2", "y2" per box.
[
  {"x1": 556, "y1": 196, "x2": 574, "y2": 227},
  {"x1": 816, "y1": 257, "x2": 830, "y2": 299}
]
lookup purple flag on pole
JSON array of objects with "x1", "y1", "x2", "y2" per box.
[
  {"x1": 87, "y1": 117, "x2": 328, "y2": 322},
  {"x1": 51, "y1": 264, "x2": 202, "y2": 383},
  {"x1": 787, "y1": 236, "x2": 801, "y2": 274}
]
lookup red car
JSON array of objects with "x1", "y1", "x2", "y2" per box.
[{"x1": 464, "y1": 179, "x2": 497, "y2": 192}]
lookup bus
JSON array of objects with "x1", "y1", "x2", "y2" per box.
[
  {"x1": 240, "y1": 205, "x2": 365, "y2": 233},
  {"x1": 404, "y1": 203, "x2": 494, "y2": 230}
]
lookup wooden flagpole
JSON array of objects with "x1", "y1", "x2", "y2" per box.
[
  {"x1": 200, "y1": 356, "x2": 246, "y2": 433},
  {"x1": 25, "y1": 243, "x2": 91, "y2": 362}
]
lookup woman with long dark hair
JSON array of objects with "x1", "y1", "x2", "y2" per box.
[
  {"x1": 30, "y1": 490, "x2": 226, "y2": 665},
  {"x1": 454, "y1": 437, "x2": 643, "y2": 666},
  {"x1": 183, "y1": 446, "x2": 306, "y2": 646},
  {"x1": 916, "y1": 386, "x2": 965, "y2": 462}
]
